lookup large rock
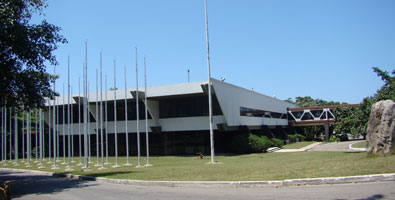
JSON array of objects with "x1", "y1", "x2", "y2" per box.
[{"x1": 366, "y1": 100, "x2": 395, "y2": 154}]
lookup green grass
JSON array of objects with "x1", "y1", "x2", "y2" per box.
[
  {"x1": 282, "y1": 141, "x2": 317, "y2": 149},
  {"x1": 352, "y1": 141, "x2": 367, "y2": 149},
  {"x1": 2, "y1": 152, "x2": 394, "y2": 181}
]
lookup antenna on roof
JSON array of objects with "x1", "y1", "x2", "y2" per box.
[{"x1": 187, "y1": 69, "x2": 190, "y2": 83}]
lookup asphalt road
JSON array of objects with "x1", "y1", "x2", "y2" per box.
[{"x1": 1, "y1": 169, "x2": 395, "y2": 200}]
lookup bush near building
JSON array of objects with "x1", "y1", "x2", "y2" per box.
[
  {"x1": 287, "y1": 134, "x2": 306, "y2": 143},
  {"x1": 231, "y1": 133, "x2": 284, "y2": 153}
]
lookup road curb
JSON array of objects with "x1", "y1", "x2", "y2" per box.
[{"x1": 1, "y1": 168, "x2": 394, "y2": 188}]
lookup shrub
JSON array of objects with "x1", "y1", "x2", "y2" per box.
[
  {"x1": 297, "y1": 134, "x2": 306, "y2": 141},
  {"x1": 271, "y1": 138, "x2": 284, "y2": 148},
  {"x1": 288, "y1": 134, "x2": 297, "y2": 143},
  {"x1": 260, "y1": 136, "x2": 274, "y2": 151},
  {"x1": 329, "y1": 135, "x2": 340, "y2": 142},
  {"x1": 248, "y1": 134, "x2": 264, "y2": 153},
  {"x1": 248, "y1": 134, "x2": 273, "y2": 152},
  {"x1": 288, "y1": 134, "x2": 306, "y2": 143}
]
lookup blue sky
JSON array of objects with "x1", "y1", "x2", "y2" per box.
[{"x1": 32, "y1": 0, "x2": 395, "y2": 104}]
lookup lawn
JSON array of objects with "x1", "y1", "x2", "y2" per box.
[
  {"x1": 282, "y1": 141, "x2": 317, "y2": 149},
  {"x1": 352, "y1": 141, "x2": 367, "y2": 149},
  {"x1": 2, "y1": 152, "x2": 394, "y2": 181}
]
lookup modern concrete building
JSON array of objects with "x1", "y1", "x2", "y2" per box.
[{"x1": 44, "y1": 78, "x2": 297, "y2": 155}]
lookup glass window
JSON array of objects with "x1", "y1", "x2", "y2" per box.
[
  {"x1": 240, "y1": 107, "x2": 286, "y2": 119},
  {"x1": 159, "y1": 95, "x2": 223, "y2": 118}
]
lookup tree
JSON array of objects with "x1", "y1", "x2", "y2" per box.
[
  {"x1": 372, "y1": 67, "x2": 395, "y2": 101},
  {"x1": 290, "y1": 96, "x2": 341, "y2": 107},
  {"x1": 333, "y1": 105, "x2": 366, "y2": 137},
  {"x1": 334, "y1": 67, "x2": 394, "y2": 138},
  {"x1": 0, "y1": 0, "x2": 66, "y2": 110}
]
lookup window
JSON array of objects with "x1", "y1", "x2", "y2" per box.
[
  {"x1": 159, "y1": 95, "x2": 223, "y2": 118},
  {"x1": 240, "y1": 107, "x2": 286, "y2": 119}
]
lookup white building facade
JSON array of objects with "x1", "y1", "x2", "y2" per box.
[{"x1": 44, "y1": 79, "x2": 297, "y2": 155}]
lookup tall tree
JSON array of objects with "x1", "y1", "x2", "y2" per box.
[
  {"x1": 0, "y1": 0, "x2": 66, "y2": 109},
  {"x1": 372, "y1": 67, "x2": 395, "y2": 101},
  {"x1": 334, "y1": 67, "x2": 394, "y2": 137}
]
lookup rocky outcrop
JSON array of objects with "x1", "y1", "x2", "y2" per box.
[{"x1": 366, "y1": 100, "x2": 395, "y2": 154}]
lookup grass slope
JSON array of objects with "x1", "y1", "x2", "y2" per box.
[
  {"x1": 352, "y1": 141, "x2": 367, "y2": 149},
  {"x1": 2, "y1": 152, "x2": 394, "y2": 181},
  {"x1": 282, "y1": 141, "x2": 316, "y2": 149}
]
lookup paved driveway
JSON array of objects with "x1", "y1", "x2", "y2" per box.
[
  {"x1": 308, "y1": 141, "x2": 366, "y2": 152},
  {"x1": 1, "y1": 169, "x2": 394, "y2": 200}
]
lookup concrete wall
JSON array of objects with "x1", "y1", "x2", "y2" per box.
[
  {"x1": 212, "y1": 79, "x2": 296, "y2": 127},
  {"x1": 55, "y1": 115, "x2": 226, "y2": 136}
]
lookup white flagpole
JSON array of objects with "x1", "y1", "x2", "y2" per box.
[
  {"x1": 57, "y1": 96, "x2": 60, "y2": 161},
  {"x1": 26, "y1": 111, "x2": 31, "y2": 167},
  {"x1": 78, "y1": 77, "x2": 82, "y2": 166},
  {"x1": 3, "y1": 107, "x2": 6, "y2": 164},
  {"x1": 9, "y1": 108, "x2": 11, "y2": 161},
  {"x1": 48, "y1": 100, "x2": 52, "y2": 164},
  {"x1": 5, "y1": 108, "x2": 12, "y2": 161},
  {"x1": 71, "y1": 86, "x2": 74, "y2": 162},
  {"x1": 35, "y1": 109, "x2": 38, "y2": 162},
  {"x1": 99, "y1": 52, "x2": 105, "y2": 169},
  {"x1": 204, "y1": 0, "x2": 215, "y2": 164},
  {"x1": 88, "y1": 82, "x2": 91, "y2": 163},
  {"x1": 113, "y1": 60, "x2": 120, "y2": 168},
  {"x1": 4, "y1": 107, "x2": 7, "y2": 163},
  {"x1": 2, "y1": 107, "x2": 4, "y2": 163},
  {"x1": 1, "y1": 107, "x2": 3, "y2": 163},
  {"x1": 52, "y1": 66, "x2": 58, "y2": 169},
  {"x1": 62, "y1": 83, "x2": 66, "y2": 164},
  {"x1": 83, "y1": 42, "x2": 89, "y2": 170},
  {"x1": 144, "y1": 57, "x2": 152, "y2": 167},
  {"x1": 95, "y1": 69, "x2": 99, "y2": 167},
  {"x1": 105, "y1": 75, "x2": 109, "y2": 165},
  {"x1": 124, "y1": 66, "x2": 130, "y2": 166},
  {"x1": 14, "y1": 108, "x2": 18, "y2": 166},
  {"x1": 38, "y1": 109, "x2": 44, "y2": 168},
  {"x1": 135, "y1": 48, "x2": 141, "y2": 168},
  {"x1": 22, "y1": 108, "x2": 25, "y2": 162},
  {"x1": 4, "y1": 107, "x2": 6, "y2": 163},
  {"x1": 66, "y1": 56, "x2": 73, "y2": 171}
]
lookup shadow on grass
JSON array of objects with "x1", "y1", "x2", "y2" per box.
[
  {"x1": 342, "y1": 151, "x2": 367, "y2": 154},
  {"x1": 0, "y1": 169, "x2": 97, "y2": 199},
  {"x1": 335, "y1": 194, "x2": 384, "y2": 200},
  {"x1": 82, "y1": 170, "x2": 140, "y2": 178}
]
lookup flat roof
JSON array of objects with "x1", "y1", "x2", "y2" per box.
[{"x1": 46, "y1": 79, "x2": 293, "y2": 107}]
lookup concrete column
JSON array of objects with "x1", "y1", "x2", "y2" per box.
[{"x1": 325, "y1": 123, "x2": 333, "y2": 142}]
